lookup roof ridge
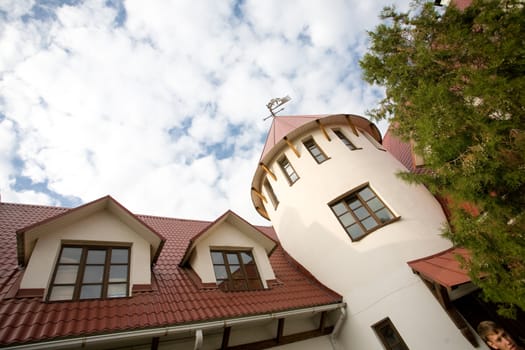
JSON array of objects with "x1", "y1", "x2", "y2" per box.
[
  {"x1": 137, "y1": 214, "x2": 213, "y2": 223},
  {"x1": 0, "y1": 202, "x2": 70, "y2": 210}
]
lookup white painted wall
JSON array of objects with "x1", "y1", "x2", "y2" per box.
[
  {"x1": 258, "y1": 121, "x2": 477, "y2": 349},
  {"x1": 21, "y1": 210, "x2": 152, "y2": 294},
  {"x1": 189, "y1": 221, "x2": 275, "y2": 286}
]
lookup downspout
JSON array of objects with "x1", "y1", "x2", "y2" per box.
[
  {"x1": 330, "y1": 305, "x2": 347, "y2": 350},
  {"x1": 194, "y1": 329, "x2": 203, "y2": 350}
]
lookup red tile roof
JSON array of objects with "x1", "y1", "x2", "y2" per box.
[
  {"x1": 260, "y1": 115, "x2": 329, "y2": 161},
  {"x1": 407, "y1": 247, "x2": 472, "y2": 289},
  {"x1": 259, "y1": 114, "x2": 382, "y2": 162},
  {"x1": 0, "y1": 201, "x2": 342, "y2": 347},
  {"x1": 382, "y1": 127, "x2": 428, "y2": 174}
]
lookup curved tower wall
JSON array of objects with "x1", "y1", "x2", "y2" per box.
[{"x1": 251, "y1": 115, "x2": 475, "y2": 349}]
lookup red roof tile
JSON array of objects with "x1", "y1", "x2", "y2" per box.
[
  {"x1": 407, "y1": 247, "x2": 472, "y2": 288},
  {"x1": 0, "y1": 201, "x2": 342, "y2": 347},
  {"x1": 382, "y1": 127, "x2": 429, "y2": 175}
]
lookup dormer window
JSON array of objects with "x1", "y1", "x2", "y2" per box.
[
  {"x1": 48, "y1": 245, "x2": 130, "y2": 301},
  {"x1": 211, "y1": 250, "x2": 263, "y2": 291}
]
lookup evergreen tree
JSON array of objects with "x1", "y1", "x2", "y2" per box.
[{"x1": 360, "y1": 0, "x2": 525, "y2": 316}]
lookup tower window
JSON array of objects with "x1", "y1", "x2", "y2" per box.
[
  {"x1": 372, "y1": 317, "x2": 409, "y2": 350},
  {"x1": 333, "y1": 129, "x2": 359, "y2": 150},
  {"x1": 263, "y1": 178, "x2": 279, "y2": 209},
  {"x1": 303, "y1": 138, "x2": 328, "y2": 163},
  {"x1": 48, "y1": 245, "x2": 130, "y2": 301},
  {"x1": 278, "y1": 156, "x2": 299, "y2": 185},
  {"x1": 330, "y1": 185, "x2": 396, "y2": 241},
  {"x1": 211, "y1": 250, "x2": 263, "y2": 291}
]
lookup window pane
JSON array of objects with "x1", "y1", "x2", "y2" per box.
[
  {"x1": 240, "y1": 252, "x2": 253, "y2": 264},
  {"x1": 347, "y1": 225, "x2": 364, "y2": 240},
  {"x1": 109, "y1": 265, "x2": 128, "y2": 282},
  {"x1": 290, "y1": 173, "x2": 299, "y2": 182},
  {"x1": 226, "y1": 253, "x2": 239, "y2": 265},
  {"x1": 380, "y1": 326, "x2": 400, "y2": 346},
  {"x1": 111, "y1": 249, "x2": 129, "y2": 264},
  {"x1": 332, "y1": 202, "x2": 347, "y2": 216},
  {"x1": 310, "y1": 147, "x2": 321, "y2": 156},
  {"x1": 230, "y1": 265, "x2": 242, "y2": 278},
  {"x1": 80, "y1": 285, "x2": 102, "y2": 299},
  {"x1": 376, "y1": 208, "x2": 394, "y2": 222},
  {"x1": 354, "y1": 207, "x2": 370, "y2": 220},
  {"x1": 359, "y1": 187, "x2": 374, "y2": 201},
  {"x1": 362, "y1": 217, "x2": 378, "y2": 230},
  {"x1": 232, "y1": 280, "x2": 247, "y2": 290},
  {"x1": 60, "y1": 247, "x2": 82, "y2": 263},
  {"x1": 244, "y1": 264, "x2": 259, "y2": 278},
  {"x1": 86, "y1": 250, "x2": 106, "y2": 264},
  {"x1": 54, "y1": 265, "x2": 79, "y2": 284},
  {"x1": 83, "y1": 266, "x2": 104, "y2": 283},
  {"x1": 367, "y1": 197, "x2": 384, "y2": 212},
  {"x1": 211, "y1": 251, "x2": 224, "y2": 264},
  {"x1": 107, "y1": 284, "x2": 127, "y2": 298},
  {"x1": 340, "y1": 212, "x2": 355, "y2": 227},
  {"x1": 49, "y1": 286, "x2": 74, "y2": 301},
  {"x1": 213, "y1": 265, "x2": 228, "y2": 280},
  {"x1": 348, "y1": 199, "x2": 361, "y2": 210}
]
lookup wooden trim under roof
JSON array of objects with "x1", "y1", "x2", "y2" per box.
[
  {"x1": 316, "y1": 119, "x2": 331, "y2": 141},
  {"x1": 259, "y1": 163, "x2": 276, "y2": 181}
]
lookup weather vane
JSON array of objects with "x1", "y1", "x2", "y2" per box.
[{"x1": 263, "y1": 95, "x2": 291, "y2": 121}]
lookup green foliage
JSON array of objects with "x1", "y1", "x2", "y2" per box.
[{"x1": 360, "y1": 0, "x2": 525, "y2": 315}]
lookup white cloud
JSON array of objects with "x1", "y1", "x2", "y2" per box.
[{"x1": 0, "y1": 0, "x2": 407, "y2": 225}]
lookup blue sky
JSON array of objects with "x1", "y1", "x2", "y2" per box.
[{"x1": 0, "y1": 0, "x2": 408, "y2": 225}]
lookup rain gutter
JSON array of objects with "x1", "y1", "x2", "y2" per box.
[{"x1": 7, "y1": 303, "x2": 345, "y2": 350}]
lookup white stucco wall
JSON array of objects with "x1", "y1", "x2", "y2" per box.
[
  {"x1": 21, "y1": 210, "x2": 152, "y2": 294},
  {"x1": 258, "y1": 122, "x2": 476, "y2": 349},
  {"x1": 189, "y1": 221, "x2": 275, "y2": 286}
]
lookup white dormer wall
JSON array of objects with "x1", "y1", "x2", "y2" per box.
[
  {"x1": 189, "y1": 221, "x2": 275, "y2": 287},
  {"x1": 21, "y1": 210, "x2": 152, "y2": 294}
]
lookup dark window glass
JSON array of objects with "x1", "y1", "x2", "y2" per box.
[
  {"x1": 211, "y1": 250, "x2": 263, "y2": 291},
  {"x1": 263, "y1": 178, "x2": 279, "y2": 209},
  {"x1": 333, "y1": 129, "x2": 358, "y2": 150},
  {"x1": 278, "y1": 156, "x2": 299, "y2": 184},
  {"x1": 330, "y1": 185, "x2": 396, "y2": 241},
  {"x1": 303, "y1": 138, "x2": 328, "y2": 163},
  {"x1": 48, "y1": 245, "x2": 130, "y2": 301},
  {"x1": 372, "y1": 318, "x2": 409, "y2": 350}
]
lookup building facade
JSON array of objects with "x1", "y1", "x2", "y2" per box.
[
  {"x1": 251, "y1": 114, "x2": 488, "y2": 349},
  {"x1": 0, "y1": 113, "x2": 497, "y2": 349}
]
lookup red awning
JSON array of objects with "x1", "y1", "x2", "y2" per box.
[{"x1": 407, "y1": 247, "x2": 472, "y2": 289}]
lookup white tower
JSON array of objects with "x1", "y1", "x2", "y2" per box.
[{"x1": 251, "y1": 114, "x2": 478, "y2": 349}]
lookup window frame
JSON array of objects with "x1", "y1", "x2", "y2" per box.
[
  {"x1": 329, "y1": 184, "x2": 398, "y2": 241},
  {"x1": 303, "y1": 137, "x2": 328, "y2": 163},
  {"x1": 47, "y1": 244, "x2": 131, "y2": 301},
  {"x1": 372, "y1": 317, "x2": 409, "y2": 350},
  {"x1": 210, "y1": 249, "x2": 263, "y2": 292},
  {"x1": 278, "y1": 155, "x2": 299, "y2": 185},
  {"x1": 332, "y1": 129, "x2": 360, "y2": 151},
  {"x1": 263, "y1": 177, "x2": 279, "y2": 209}
]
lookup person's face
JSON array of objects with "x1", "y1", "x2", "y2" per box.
[{"x1": 486, "y1": 329, "x2": 519, "y2": 350}]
